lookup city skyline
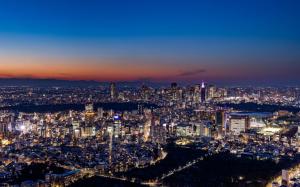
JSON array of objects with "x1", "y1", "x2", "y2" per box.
[
  {"x1": 1, "y1": 1, "x2": 300, "y2": 186},
  {"x1": 0, "y1": 0, "x2": 300, "y2": 85}
]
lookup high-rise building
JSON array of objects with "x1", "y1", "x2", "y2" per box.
[
  {"x1": 107, "y1": 126, "x2": 114, "y2": 167},
  {"x1": 216, "y1": 110, "x2": 225, "y2": 135},
  {"x1": 171, "y1": 82, "x2": 178, "y2": 100},
  {"x1": 143, "y1": 120, "x2": 151, "y2": 142},
  {"x1": 110, "y1": 82, "x2": 117, "y2": 99},
  {"x1": 113, "y1": 115, "x2": 122, "y2": 139},
  {"x1": 97, "y1": 108, "x2": 104, "y2": 118},
  {"x1": 0, "y1": 122, "x2": 9, "y2": 137},
  {"x1": 201, "y1": 81, "x2": 206, "y2": 103},
  {"x1": 194, "y1": 84, "x2": 201, "y2": 103}
]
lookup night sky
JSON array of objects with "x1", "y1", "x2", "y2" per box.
[{"x1": 0, "y1": 0, "x2": 299, "y2": 85}]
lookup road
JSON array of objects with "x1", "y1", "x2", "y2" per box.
[{"x1": 266, "y1": 162, "x2": 300, "y2": 187}]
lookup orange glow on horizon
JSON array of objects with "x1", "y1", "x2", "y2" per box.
[
  {"x1": 0, "y1": 55, "x2": 285, "y2": 82},
  {"x1": 0, "y1": 55, "x2": 207, "y2": 81}
]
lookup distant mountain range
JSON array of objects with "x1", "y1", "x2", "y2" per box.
[
  {"x1": 0, "y1": 78, "x2": 170, "y2": 88},
  {"x1": 1, "y1": 78, "x2": 296, "y2": 88},
  {"x1": 0, "y1": 78, "x2": 101, "y2": 87}
]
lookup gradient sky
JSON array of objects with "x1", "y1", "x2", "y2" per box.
[{"x1": 0, "y1": 0, "x2": 300, "y2": 84}]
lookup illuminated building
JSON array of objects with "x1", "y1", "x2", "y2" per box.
[
  {"x1": 203, "y1": 126, "x2": 212, "y2": 137},
  {"x1": 72, "y1": 121, "x2": 80, "y2": 130},
  {"x1": 0, "y1": 122, "x2": 9, "y2": 137},
  {"x1": 85, "y1": 103, "x2": 95, "y2": 125},
  {"x1": 81, "y1": 126, "x2": 96, "y2": 137},
  {"x1": 201, "y1": 81, "x2": 206, "y2": 103},
  {"x1": 74, "y1": 128, "x2": 81, "y2": 138},
  {"x1": 85, "y1": 103, "x2": 94, "y2": 113},
  {"x1": 97, "y1": 107, "x2": 104, "y2": 118},
  {"x1": 176, "y1": 123, "x2": 193, "y2": 137},
  {"x1": 194, "y1": 84, "x2": 201, "y2": 103},
  {"x1": 113, "y1": 115, "x2": 122, "y2": 139},
  {"x1": 258, "y1": 126, "x2": 281, "y2": 136},
  {"x1": 229, "y1": 115, "x2": 250, "y2": 135},
  {"x1": 207, "y1": 85, "x2": 216, "y2": 99},
  {"x1": 143, "y1": 120, "x2": 151, "y2": 142},
  {"x1": 107, "y1": 126, "x2": 113, "y2": 167}
]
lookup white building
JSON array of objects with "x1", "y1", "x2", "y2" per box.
[{"x1": 230, "y1": 117, "x2": 249, "y2": 135}]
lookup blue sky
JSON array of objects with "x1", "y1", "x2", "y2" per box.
[{"x1": 0, "y1": 0, "x2": 299, "y2": 84}]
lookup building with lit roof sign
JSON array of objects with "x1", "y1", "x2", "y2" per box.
[
  {"x1": 201, "y1": 81, "x2": 206, "y2": 103},
  {"x1": 113, "y1": 115, "x2": 122, "y2": 138}
]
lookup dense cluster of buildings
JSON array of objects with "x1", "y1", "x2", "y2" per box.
[{"x1": 0, "y1": 82, "x2": 300, "y2": 186}]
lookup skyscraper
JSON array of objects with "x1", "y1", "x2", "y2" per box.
[
  {"x1": 171, "y1": 82, "x2": 178, "y2": 100},
  {"x1": 107, "y1": 126, "x2": 113, "y2": 167},
  {"x1": 113, "y1": 115, "x2": 122, "y2": 139},
  {"x1": 194, "y1": 84, "x2": 201, "y2": 103},
  {"x1": 201, "y1": 81, "x2": 206, "y2": 103},
  {"x1": 215, "y1": 110, "x2": 225, "y2": 136},
  {"x1": 110, "y1": 82, "x2": 117, "y2": 100}
]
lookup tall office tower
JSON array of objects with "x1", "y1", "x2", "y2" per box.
[
  {"x1": 0, "y1": 122, "x2": 9, "y2": 137},
  {"x1": 194, "y1": 84, "x2": 201, "y2": 103},
  {"x1": 178, "y1": 89, "x2": 183, "y2": 101},
  {"x1": 201, "y1": 81, "x2": 206, "y2": 103},
  {"x1": 171, "y1": 82, "x2": 178, "y2": 100},
  {"x1": 97, "y1": 108, "x2": 104, "y2": 118},
  {"x1": 143, "y1": 120, "x2": 151, "y2": 142},
  {"x1": 85, "y1": 103, "x2": 94, "y2": 125},
  {"x1": 215, "y1": 110, "x2": 225, "y2": 136},
  {"x1": 113, "y1": 115, "x2": 122, "y2": 139},
  {"x1": 107, "y1": 126, "x2": 114, "y2": 167},
  {"x1": 110, "y1": 82, "x2": 117, "y2": 100}
]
